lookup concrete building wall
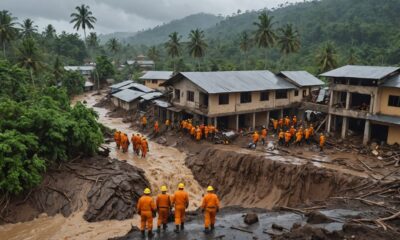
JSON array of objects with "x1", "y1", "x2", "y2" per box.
[
  {"x1": 172, "y1": 79, "x2": 201, "y2": 109},
  {"x1": 378, "y1": 87, "x2": 400, "y2": 117},
  {"x1": 144, "y1": 79, "x2": 166, "y2": 89},
  {"x1": 388, "y1": 125, "x2": 400, "y2": 145},
  {"x1": 111, "y1": 97, "x2": 119, "y2": 107}
]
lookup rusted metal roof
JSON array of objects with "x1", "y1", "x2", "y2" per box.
[
  {"x1": 280, "y1": 71, "x2": 324, "y2": 87},
  {"x1": 320, "y1": 65, "x2": 400, "y2": 80}
]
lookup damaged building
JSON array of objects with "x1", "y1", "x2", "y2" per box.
[
  {"x1": 161, "y1": 70, "x2": 324, "y2": 130},
  {"x1": 321, "y1": 65, "x2": 400, "y2": 145},
  {"x1": 139, "y1": 71, "x2": 174, "y2": 91}
]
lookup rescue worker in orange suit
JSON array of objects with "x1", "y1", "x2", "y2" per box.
[
  {"x1": 165, "y1": 119, "x2": 171, "y2": 131},
  {"x1": 289, "y1": 126, "x2": 296, "y2": 140},
  {"x1": 121, "y1": 133, "x2": 130, "y2": 153},
  {"x1": 204, "y1": 125, "x2": 209, "y2": 140},
  {"x1": 278, "y1": 118, "x2": 284, "y2": 129},
  {"x1": 130, "y1": 134, "x2": 136, "y2": 152},
  {"x1": 135, "y1": 134, "x2": 142, "y2": 156},
  {"x1": 142, "y1": 116, "x2": 147, "y2": 129},
  {"x1": 201, "y1": 186, "x2": 220, "y2": 234},
  {"x1": 172, "y1": 183, "x2": 189, "y2": 233},
  {"x1": 278, "y1": 129, "x2": 285, "y2": 146},
  {"x1": 156, "y1": 186, "x2": 171, "y2": 232},
  {"x1": 295, "y1": 130, "x2": 303, "y2": 146},
  {"x1": 114, "y1": 131, "x2": 121, "y2": 149},
  {"x1": 304, "y1": 128, "x2": 311, "y2": 145},
  {"x1": 137, "y1": 188, "x2": 156, "y2": 237},
  {"x1": 292, "y1": 116, "x2": 297, "y2": 127},
  {"x1": 285, "y1": 131, "x2": 291, "y2": 147},
  {"x1": 273, "y1": 119, "x2": 278, "y2": 133},
  {"x1": 252, "y1": 131, "x2": 259, "y2": 149},
  {"x1": 196, "y1": 127, "x2": 202, "y2": 141},
  {"x1": 284, "y1": 116, "x2": 290, "y2": 128},
  {"x1": 261, "y1": 127, "x2": 268, "y2": 146},
  {"x1": 309, "y1": 124, "x2": 315, "y2": 143},
  {"x1": 154, "y1": 121, "x2": 159, "y2": 135},
  {"x1": 141, "y1": 138, "x2": 149, "y2": 158},
  {"x1": 181, "y1": 120, "x2": 187, "y2": 132},
  {"x1": 319, "y1": 133, "x2": 326, "y2": 151},
  {"x1": 190, "y1": 126, "x2": 196, "y2": 139}
]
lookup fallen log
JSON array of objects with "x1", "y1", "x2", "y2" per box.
[
  {"x1": 351, "y1": 211, "x2": 400, "y2": 231},
  {"x1": 331, "y1": 197, "x2": 397, "y2": 214},
  {"x1": 230, "y1": 226, "x2": 253, "y2": 234}
]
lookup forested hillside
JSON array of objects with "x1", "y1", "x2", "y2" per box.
[{"x1": 124, "y1": 0, "x2": 400, "y2": 73}]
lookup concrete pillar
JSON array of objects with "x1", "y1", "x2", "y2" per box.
[
  {"x1": 266, "y1": 111, "x2": 270, "y2": 128},
  {"x1": 280, "y1": 109, "x2": 284, "y2": 118},
  {"x1": 214, "y1": 117, "x2": 218, "y2": 128},
  {"x1": 252, "y1": 112, "x2": 256, "y2": 129},
  {"x1": 363, "y1": 120, "x2": 371, "y2": 145},
  {"x1": 236, "y1": 114, "x2": 239, "y2": 131},
  {"x1": 326, "y1": 114, "x2": 332, "y2": 133},
  {"x1": 329, "y1": 90, "x2": 334, "y2": 107},
  {"x1": 369, "y1": 94, "x2": 374, "y2": 113},
  {"x1": 341, "y1": 117, "x2": 348, "y2": 139},
  {"x1": 345, "y1": 92, "x2": 351, "y2": 110}
]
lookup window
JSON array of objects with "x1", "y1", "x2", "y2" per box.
[
  {"x1": 174, "y1": 89, "x2": 180, "y2": 100},
  {"x1": 151, "y1": 79, "x2": 158, "y2": 84},
  {"x1": 260, "y1": 91, "x2": 269, "y2": 101},
  {"x1": 187, "y1": 91, "x2": 194, "y2": 102},
  {"x1": 276, "y1": 90, "x2": 288, "y2": 99},
  {"x1": 303, "y1": 90, "x2": 307, "y2": 97},
  {"x1": 294, "y1": 90, "x2": 299, "y2": 96},
  {"x1": 219, "y1": 94, "x2": 229, "y2": 105},
  {"x1": 240, "y1": 92, "x2": 252, "y2": 103},
  {"x1": 388, "y1": 95, "x2": 400, "y2": 107}
]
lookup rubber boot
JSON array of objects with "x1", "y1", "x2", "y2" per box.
[
  {"x1": 163, "y1": 224, "x2": 167, "y2": 230},
  {"x1": 181, "y1": 222, "x2": 184, "y2": 230},
  {"x1": 174, "y1": 225, "x2": 180, "y2": 233},
  {"x1": 141, "y1": 230, "x2": 145, "y2": 237},
  {"x1": 148, "y1": 230, "x2": 154, "y2": 237},
  {"x1": 157, "y1": 226, "x2": 161, "y2": 233},
  {"x1": 211, "y1": 224, "x2": 215, "y2": 231},
  {"x1": 204, "y1": 227, "x2": 210, "y2": 234}
]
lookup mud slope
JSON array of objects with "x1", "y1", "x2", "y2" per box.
[
  {"x1": 186, "y1": 148, "x2": 371, "y2": 208},
  {"x1": 0, "y1": 156, "x2": 149, "y2": 224}
]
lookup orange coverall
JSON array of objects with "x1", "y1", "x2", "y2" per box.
[
  {"x1": 278, "y1": 118, "x2": 283, "y2": 128},
  {"x1": 142, "y1": 116, "x2": 147, "y2": 128},
  {"x1": 292, "y1": 116, "x2": 297, "y2": 126},
  {"x1": 120, "y1": 134, "x2": 129, "y2": 152},
  {"x1": 190, "y1": 127, "x2": 196, "y2": 137},
  {"x1": 252, "y1": 132, "x2": 259, "y2": 144},
  {"x1": 137, "y1": 195, "x2": 156, "y2": 231},
  {"x1": 196, "y1": 128, "x2": 202, "y2": 141},
  {"x1": 204, "y1": 126, "x2": 209, "y2": 139},
  {"x1": 285, "y1": 117, "x2": 290, "y2": 127},
  {"x1": 135, "y1": 136, "x2": 142, "y2": 155},
  {"x1": 201, "y1": 193, "x2": 220, "y2": 228},
  {"x1": 154, "y1": 121, "x2": 159, "y2": 133},
  {"x1": 261, "y1": 129, "x2": 267, "y2": 139},
  {"x1": 285, "y1": 132, "x2": 292, "y2": 146},
  {"x1": 156, "y1": 193, "x2": 171, "y2": 227},
  {"x1": 296, "y1": 131, "x2": 303, "y2": 143},
  {"x1": 273, "y1": 120, "x2": 278, "y2": 130},
  {"x1": 114, "y1": 131, "x2": 121, "y2": 149},
  {"x1": 141, "y1": 139, "x2": 148, "y2": 158},
  {"x1": 320, "y1": 135, "x2": 326, "y2": 150},
  {"x1": 172, "y1": 190, "x2": 189, "y2": 225}
]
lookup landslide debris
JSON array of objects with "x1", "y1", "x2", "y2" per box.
[{"x1": 0, "y1": 156, "x2": 149, "y2": 224}]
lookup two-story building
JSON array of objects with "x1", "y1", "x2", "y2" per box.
[
  {"x1": 139, "y1": 71, "x2": 174, "y2": 91},
  {"x1": 162, "y1": 70, "x2": 324, "y2": 130},
  {"x1": 321, "y1": 65, "x2": 400, "y2": 145}
]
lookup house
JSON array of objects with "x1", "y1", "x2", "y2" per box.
[
  {"x1": 111, "y1": 89, "x2": 145, "y2": 111},
  {"x1": 321, "y1": 65, "x2": 400, "y2": 145},
  {"x1": 278, "y1": 71, "x2": 325, "y2": 98},
  {"x1": 64, "y1": 65, "x2": 95, "y2": 82},
  {"x1": 126, "y1": 54, "x2": 155, "y2": 71},
  {"x1": 109, "y1": 80, "x2": 134, "y2": 93},
  {"x1": 161, "y1": 70, "x2": 324, "y2": 130},
  {"x1": 139, "y1": 71, "x2": 174, "y2": 90}
]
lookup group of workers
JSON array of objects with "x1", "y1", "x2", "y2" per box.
[
  {"x1": 180, "y1": 119, "x2": 218, "y2": 141},
  {"x1": 113, "y1": 131, "x2": 149, "y2": 158},
  {"x1": 251, "y1": 115, "x2": 327, "y2": 151},
  {"x1": 137, "y1": 184, "x2": 219, "y2": 237}
]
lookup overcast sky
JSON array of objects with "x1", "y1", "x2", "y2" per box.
[{"x1": 2, "y1": 0, "x2": 301, "y2": 35}]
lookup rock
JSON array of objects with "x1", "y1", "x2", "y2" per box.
[
  {"x1": 157, "y1": 137, "x2": 167, "y2": 144},
  {"x1": 359, "y1": 149, "x2": 367, "y2": 154},
  {"x1": 291, "y1": 222, "x2": 302, "y2": 230},
  {"x1": 306, "y1": 211, "x2": 335, "y2": 224},
  {"x1": 386, "y1": 151, "x2": 393, "y2": 157},
  {"x1": 272, "y1": 223, "x2": 285, "y2": 231},
  {"x1": 244, "y1": 213, "x2": 259, "y2": 225},
  {"x1": 372, "y1": 150, "x2": 379, "y2": 156},
  {"x1": 337, "y1": 139, "x2": 343, "y2": 144},
  {"x1": 370, "y1": 142, "x2": 378, "y2": 150}
]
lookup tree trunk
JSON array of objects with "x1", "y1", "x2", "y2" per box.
[
  {"x1": 2, "y1": 42, "x2": 6, "y2": 59},
  {"x1": 30, "y1": 68, "x2": 35, "y2": 88},
  {"x1": 83, "y1": 28, "x2": 87, "y2": 47},
  {"x1": 264, "y1": 49, "x2": 268, "y2": 70},
  {"x1": 173, "y1": 57, "x2": 176, "y2": 73},
  {"x1": 197, "y1": 58, "x2": 201, "y2": 71}
]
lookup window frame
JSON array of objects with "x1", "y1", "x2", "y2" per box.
[
  {"x1": 174, "y1": 89, "x2": 181, "y2": 100},
  {"x1": 218, "y1": 93, "x2": 230, "y2": 105},
  {"x1": 187, "y1": 90, "x2": 194, "y2": 102},
  {"x1": 260, "y1": 91, "x2": 269, "y2": 101},
  {"x1": 294, "y1": 90, "x2": 299, "y2": 97},
  {"x1": 302, "y1": 89, "x2": 307, "y2": 97},
  {"x1": 388, "y1": 95, "x2": 400, "y2": 107},
  {"x1": 276, "y1": 90, "x2": 288, "y2": 99},
  {"x1": 240, "y1": 92, "x2": 252, "y2": 104},
  {"x1": 151, "y1": 79, "x2": 158, "y2": 84}
]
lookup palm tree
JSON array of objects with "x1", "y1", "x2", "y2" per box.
[
  {"x1": 107, "y1": 38, "x2": 120, "y2": 56},
  {"x1": 347, "y1": 48, "x2": 359, "y2": 65},
  {"x1": 87, "y1": 32, "x2": 99, "y2": 48},
  {"x1": 239, "y1": 31, "x2": 251, "y2": 69},
  {"x1": 53, "y1": 56, "x2": 63, "y2": 85},
  {"x1": 147, "y1": 46, "x2": 160, "y2": 70},
  {"x1": 188, "y1": 28, "x2": 208, "y2": 71},
  {"x1": 253, "y1": 11, "x2": 276, "y2": 69},
  {"x1": 277, "y1": 24, "x2": 300, "y2": 67},
  {"x1": 20, "y1": 18, "x2": 38, "y2": 38},
  {"x1": 70, "y1": 4, "x2": 97, "y2": 44},
  {"x1": 165, "y1": 32, "x2": 182, "y2": 72},
  {"x1": 16, "y1": 38, "x2": 42, "y2": 87},
  {"x1": 0, "y1": 10, "x2": 18, "y2": 58},
  {"x1": 316, "y1": 42, "x2": 338, "y2": 73},
  {"x1": 43, "y1": 24, "x2": 56, "y2": 39}
]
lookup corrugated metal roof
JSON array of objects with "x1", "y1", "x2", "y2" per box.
[
  {"x1": 320, "y1": 65, "x2": 400, "y2": 80},
  {"x1": 120, "y1": 83, "x2": 154, "y2": 93},
  {"x1": 153, "y1": 100, "x2": 171, "y2": 108},
  {"x1": 110, "y1": 80, "x2": 134, "y2": 89},
  {"x1": 140, "y1": 71, "x2": 174, "y2": 80},
  {"x1": 111, "y1": 89, "x2": 145, "y2": 102},
  {"x1": 172, "y1": 71, "x2": 296, "y2": 94},
  {"x1": 382, "y1": 74, "x2": 400, "y2": 88},
  {"x1": 64, "y1": 66, "x2": 95, "y2": 71},
  {"x1": 368, "y1": 114, "x2": 400, "y2": 125},
  {"x1": 140, "y1": 92, "x2": 163, "y2": 100},
  {"x1": 280, "y1": 71, "x2": 324, "y2": 87}
]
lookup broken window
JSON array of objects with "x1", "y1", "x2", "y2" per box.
[
  {"x1": 260, "y1": 91, "x2": 269, "y2": 101},
  {"x1": 219, "y1": 94, "x2": 229, "y2": 105},
  {"x1": 240, "y1": 92, "x2": 252, "y2": 103},
  {"x1": 388, "y1": 95, "x2": 400, "y2": 107},
  {"x1": 276, "y1": 90, "x2": 288, "y2": 99},
  {"x1": 187, "y1": 91, "x2": 194, "y2": 102}
]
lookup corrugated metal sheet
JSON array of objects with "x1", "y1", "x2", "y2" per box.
[
  {"x1": 140, "y1": 92, "x2": 163, "y2": 100},
  {"x1": 112, "y1": 89, "x2": 145, "y2": 102},
  {"x1": 121, "y1": 83, "x2": 154, "y2": 93},
  {"x1": 368, "y1": 114, "x2": 400, "y2": 125},
  {"x1": 320, "y1": 65, "x2": 400, "y2": 80},
  {"x1": 153, "y1": 100, "x2": 171, "y2": 108},
  {"x1": 64, "y1": 66, "x2": 95, "y2": 71},
  {"x1": 382, "y1": 75, "x2": 400, "y2": 88},
  {"x1": 110, "y1": 80, "x2": 133, "y2": 89},
  {"x1": 280, "y1": 71, "x2": 324, "y2": 87},
  {"x1": 140, "y1": 71, "x2": 174, "y2": 80},
  {"x1": 176, "y1": 71, "x2": 296, "y2": 94}
]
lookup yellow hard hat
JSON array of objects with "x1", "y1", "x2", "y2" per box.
[
  {"x1": 207, "y1": 186, "x2": 214, "y2": 191},
  {"x1": 178, "y1": 183, "x2": 185, "y2": 189},
  {"x1": 161, "y1": 186, "x2": 168, "y2": 192},
  {"x1": 144, "y1": 188, "x2": 151, "y2": 194}
]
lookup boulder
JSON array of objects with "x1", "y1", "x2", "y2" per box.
[
  {"x1": 306, "y1": 211, "x2": 335, "y2": 224},
  {"x1": 244, "y1": 213, "x2": 259, "y2": 225}
]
